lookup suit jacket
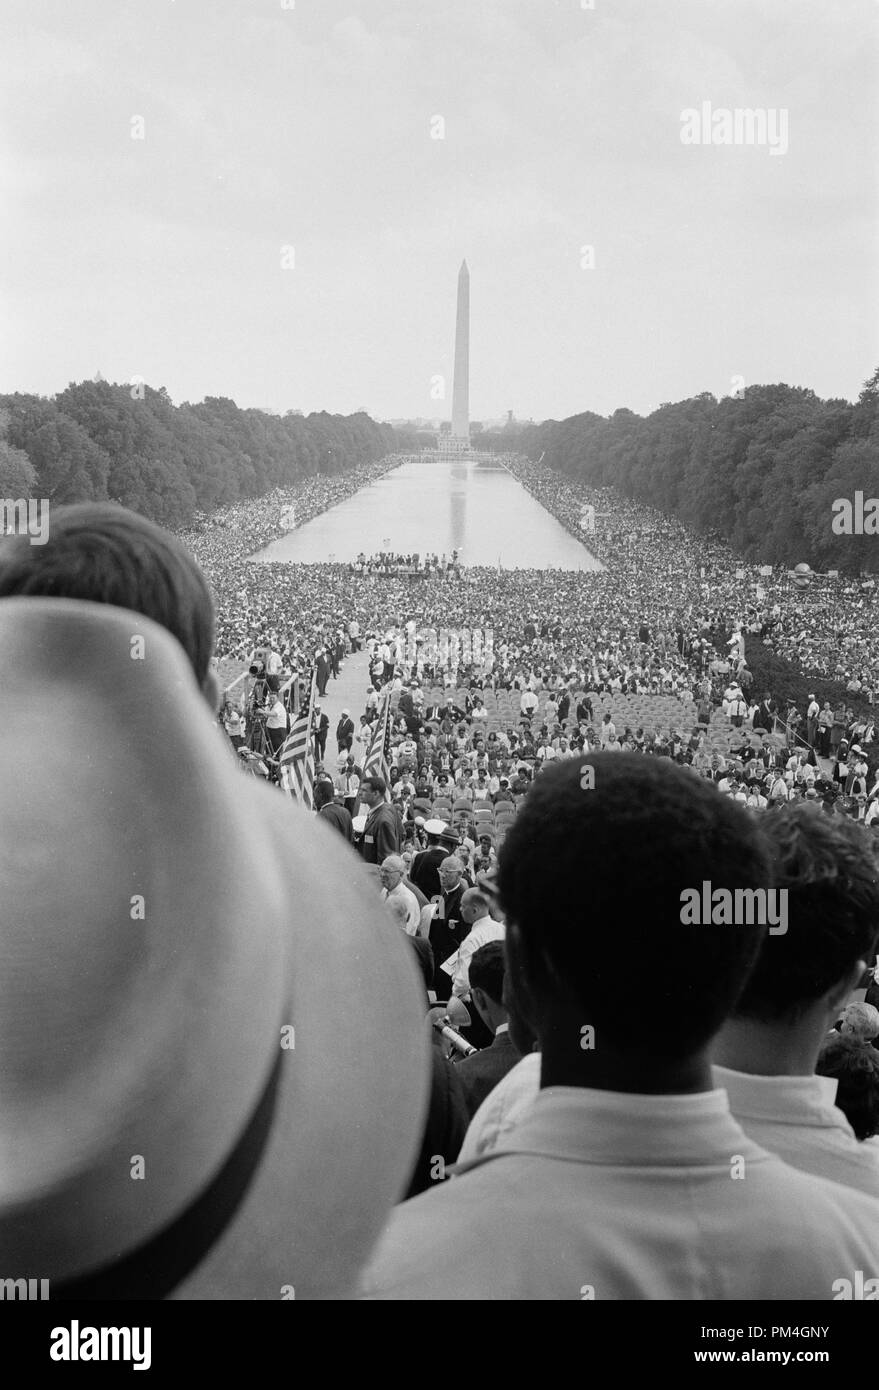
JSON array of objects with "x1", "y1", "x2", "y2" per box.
[
  {"x1": 405, "y1": 1049, "x2": 469, "y2": 1199},
  {"x1": 452, "y1": 1030, "x2": 521, "y2": 1117},
  {"x1": 361, "y1": 803, "x2": 401, "y2": 864},
  {"x1": 410, "y1": 846, "x2": 446, "y2": 899},
  {"x1": 319, "y1": 802, "x2": 353, "y2": 842},
  {"x1": 428, "y1": 884, "x2": 466, "y2": 995}
]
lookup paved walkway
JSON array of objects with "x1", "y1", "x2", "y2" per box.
[{"x1": 315, "y1": 647, "x2": 372, "y2": 766}]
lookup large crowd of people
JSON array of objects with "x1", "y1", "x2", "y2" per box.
[
  {"x1": 350, "y1": 549, "x2": 461, "y2": 577},
  {"x1": 195, "y1": 454, "x2": 878, "y2": 827},
  {"x1": 2, "y1": 469, "x2": 879, "y2": 1303},
  {"x1": 184, "y1": 452, "x2": 879, "y2": 712},
  {"x1": 507, "y1": 455, "x2": 879, "y2": 700}
]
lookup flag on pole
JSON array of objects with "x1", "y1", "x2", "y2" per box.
[
  {"x1": 279, "y1": 667, "x2": 317, "y2": 806},
  {"x1": 356, "y1": 685, "x2": 392, "y2": 812}
]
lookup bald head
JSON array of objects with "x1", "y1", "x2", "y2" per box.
[
  {"x1": 461, "y1": 888, "x2": 491, "y2": 922},
  {"x1": 438, "y1": 857, "x2": 462, "y2": 890},
  {"x1": 385, "y1": 896, "x2": 410, "y2": 930}
]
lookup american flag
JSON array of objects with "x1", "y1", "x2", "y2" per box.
[
  {"x1": 357, "y1": 685, "x2": 392, "y2": 807},
  {"x1": 279, "y1": 667, "x2": 317, "y2": 806}
]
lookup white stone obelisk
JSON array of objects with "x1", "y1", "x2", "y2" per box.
[{"x1": 451, "y1": 259, "x2": 470, "y2": 446}]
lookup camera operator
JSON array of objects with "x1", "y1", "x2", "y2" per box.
[
  {"x1": 264, "y1": 682, "x2": 289, "y2": 756},
  {"x1": 248, "y1": 650, "x2": 269, "y2": 710}
]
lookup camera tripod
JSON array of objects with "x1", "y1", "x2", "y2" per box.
[{"x1": 242, "y1": 708, "x2": 280, "y2": 781}]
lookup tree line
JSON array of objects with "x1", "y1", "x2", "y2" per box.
[
  {"x1": 480, "y1": 370, "x2": 879, "y2": 573},
  {"x1": 0, "y1": 382, "x2": 400, "y2": 528},
  {"x1": 4, "y1": 372, "x2": 879, "y2": 567}
]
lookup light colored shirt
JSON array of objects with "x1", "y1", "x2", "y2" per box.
[
  {"x1": 442, "y1": 915, "x2": 506, "y2": 998},
  {"x1": 359, "y1": 1086, "x2": 879, "y2": 1300},
  {"x1": 381, "y1": 882, "x2": 420, "y2": 935},
  {"x1": 712, "y1": 1064, "x2": 879, "y2": 1199},
  {"x1": 223, "y1": 710, "x2": 244, "y2": 737},
  {"x1": 457, "y1": 1051, "x2": 541, "y2": 1163},
  {"x1": 265, "y1": 699, "x2": 287, "y2": 729}
]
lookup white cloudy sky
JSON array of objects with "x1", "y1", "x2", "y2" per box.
[{"x1": 1, "y1": 0, "x2": 876, "y2": 422}]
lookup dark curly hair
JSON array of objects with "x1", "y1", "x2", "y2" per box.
[
  {"x1": 817, "y1": 1033, "x2": 879, "y2": 1140},
  {"x1": 733, "y1": 803, "x2": 879, "y2": 1022},
  {"x1": 468, "y1": 940, "x2": 506, "y2": 1007},
  {"x1": 0, "y1": 502, "x2": 215, "y2": 686},
  {"x1": 497, "y1": 753, "x2": 772, "y2": 1058}
]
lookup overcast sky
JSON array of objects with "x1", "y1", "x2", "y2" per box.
[{"x1": 1, "y1": 0, "x2": 876, "y2": 423}]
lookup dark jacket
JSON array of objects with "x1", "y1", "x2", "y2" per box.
[
  {"x1": 410, "y1": 845, "x2": 446, "y2": 899},
  {"x1": 361, "y1": 803, "x2": 401, "y2": 864},
  {"x1": 452, "y1": 1030, "x2": 520, "y2": 1117},
  {"x1": 405, "y1": 1049, "x2": 469, "y2": 1198},
  {"x1": 319, "y1": 802, "x2": 353, "y2": 842},
  {"x1": 428, "y1": 884, "x2": 466, "y2": 996}
]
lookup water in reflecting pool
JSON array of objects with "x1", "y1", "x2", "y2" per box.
[{"x1": 251, "y1": 456, "x2": 603, "y2": 570}]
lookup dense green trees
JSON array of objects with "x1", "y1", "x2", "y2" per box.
[
  {"x1": 0, "y1": 410, "x2": 39, "y2": 497},
  {"x1": 4, "y1": 372, "x2": 877, "y2": 567},
  {"x1": 0, "y1": 382, "x2": 399, "y2": 526},
  {"x1": 514, "y1": 372, "x2": 879, "y2": 572}
]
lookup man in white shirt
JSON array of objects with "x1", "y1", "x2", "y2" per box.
[
  {"x1": 806, "y1": 694, "x2": 821, "y2": 748},
  {"x1": 442, "y1": 888, "x2": 505, "y2": 999},
  {"x1": 379, "y1": 856, "x2": 421, "y2": 935},
  {"x1": 360, "y1": 754, "x2": 879, "y2": 1301},
  {"x1": 712, "y1": 803, "x2": 879, "y2": 1198},
  {"x1": 519, "y1": 688, "x2": 538, "y2": 720},
  {"x1": 264, "y1": 691, "x2": 288, "y2": 755}
]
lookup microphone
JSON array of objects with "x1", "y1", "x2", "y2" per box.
[{"x1": 433, "y1": 1013, "x2": 477, "y2": 1057}]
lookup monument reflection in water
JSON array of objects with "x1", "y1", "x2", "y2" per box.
[{"x1": 250, "y1": 456, "x2": 604, "y2": 571}]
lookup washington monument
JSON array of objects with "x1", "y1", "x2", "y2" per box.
[{"x1": 451, "y1": 259, "x2": 470, "y2": 444}]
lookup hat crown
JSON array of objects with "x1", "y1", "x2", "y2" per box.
[{"x1": 0, "y1": 598, "x2": 427, "y2": 1293}]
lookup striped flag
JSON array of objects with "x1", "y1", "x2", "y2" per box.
[
  {"x1": 355, "y1": 685, "x2": 392, "y2": 814},
  {"x1": 279, "y1": 668, "x2": 317, "y2": 806}
]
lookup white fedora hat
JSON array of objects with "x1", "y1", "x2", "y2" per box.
[{"x1": 0, "y1": 598, "x2": 428, "y2": 1299}]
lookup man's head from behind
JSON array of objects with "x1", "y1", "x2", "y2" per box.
[
  {"x1": 497, "y1": 754, "x2": 772, "y2": 1076},
  {"x1": 468, "y1": 940, "x2": 508, "y2": 1035},
  {"x1": 816, "y1": 1033, "x2": 879, "y2": 1141},
  {"x1": 729, "y1": 804, "x2": 879, "y2": 1031},
  {"x1": 0, "y1": 503, "x2": 217, "y2": 704}
]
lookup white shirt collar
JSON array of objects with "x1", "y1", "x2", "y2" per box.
[
  {"x1": 479, "y1": 1085, "x2": 767, "y2": 1168},
  {"x1": 712, "y1": 1065, "x2": 842, "y2": 1125}
]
